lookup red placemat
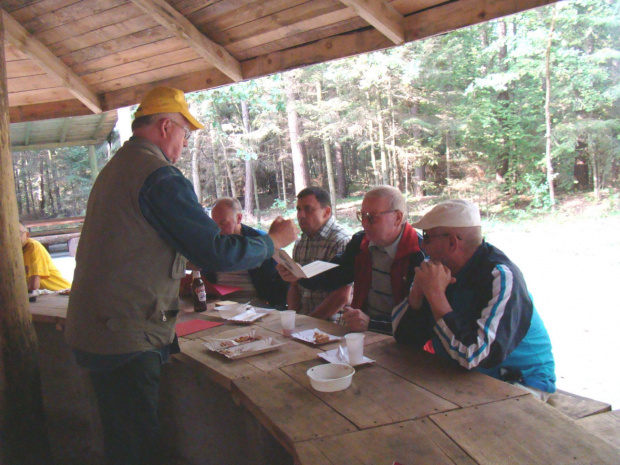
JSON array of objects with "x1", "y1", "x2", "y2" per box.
[
  {"x1": 205, "y1": 281, "x2": 242, "y2": 297},
  {"x1": 176, "y1": 319, "x2": 223, "y2": 337}
]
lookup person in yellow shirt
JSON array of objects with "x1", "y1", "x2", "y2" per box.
[{"x1": 20, "y1": 222, "x2": 71, "y2": 291}]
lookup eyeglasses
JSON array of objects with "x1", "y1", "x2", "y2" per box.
[
  {"x1": 422, "y1": 231, "x2": 462, "y2": 242},
  {"x1": 169, "y1": 119, "x2": 191, "y2": 140},
  {"x1": 356, "y1": 209, "x2": 397, "y2": 224}
]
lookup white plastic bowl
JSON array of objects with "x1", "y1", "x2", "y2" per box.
[{"x1": 306, "y1": 363, "x2": 355, "y2": 392}]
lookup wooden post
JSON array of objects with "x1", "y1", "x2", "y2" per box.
[{"x1": 0, "y1": 13, "x2": 53, "y2": 464}]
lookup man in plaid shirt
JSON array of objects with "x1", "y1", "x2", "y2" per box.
[{"x1": 288, "y1": 187, "x2": 352, "y2": 319}]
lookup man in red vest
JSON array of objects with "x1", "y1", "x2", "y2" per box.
[{"x1": 279, "y1": 185, "x2": 425, "y2": 334}]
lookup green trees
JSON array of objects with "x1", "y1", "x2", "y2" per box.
[{"x1": 13, "y1": 0, "x2": 618, "y2": 220}]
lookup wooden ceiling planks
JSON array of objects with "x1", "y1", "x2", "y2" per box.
[{"x1": 2, "y1": 0, "x2": 559, "y2": 124}]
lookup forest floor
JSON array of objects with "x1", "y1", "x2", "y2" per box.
[{"x1": 54, "y1": 192, "x2": 620, "y2": 408}]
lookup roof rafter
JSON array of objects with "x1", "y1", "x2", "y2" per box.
[
  {"x1": 1, "y1": 9, "x2": 102, "y2": 114},
  {"x1": 339, "y1": 0, "x2": 405, "y2": 44},
  {"x1": 129, "y1": 0, "x2": 243, "y2": 82}
]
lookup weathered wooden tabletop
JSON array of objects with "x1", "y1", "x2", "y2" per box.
[{"x1": 30, "y1": 294, "x2": 620, "y2": 465}]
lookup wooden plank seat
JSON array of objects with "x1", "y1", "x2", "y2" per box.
[
  {"x1": 576, "y1": 410, "x2": 620, "y2": 450},
  {"x1": 547, "y1": 389, "x2": 612, "y2": 420}
]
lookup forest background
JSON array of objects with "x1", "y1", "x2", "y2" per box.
[
  {"x1": 11, "y1": 0, "x2": 620, "y2": 406},
  {"x1": 13, "y1": 0, "x2": 619, "y2": 227}
]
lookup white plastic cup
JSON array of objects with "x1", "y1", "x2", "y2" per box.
[
  {"x1": 280, "y1": 310, "x2": 296, "y2": 337},
  {"x1": 345, "y1": 333, "x2": 365, "y2": 365}
]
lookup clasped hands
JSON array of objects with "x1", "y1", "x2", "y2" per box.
[{"x1": 409, "y1": 260, "x2": 456, "y2": 314}]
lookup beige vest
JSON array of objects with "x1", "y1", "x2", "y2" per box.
[{"x1": 65, "y1": 138, "x2": 187, "y2": 354}]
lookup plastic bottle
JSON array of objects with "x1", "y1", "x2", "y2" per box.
[{"x1": 191, "y1": 271, "x2": 207, "y2": 312}]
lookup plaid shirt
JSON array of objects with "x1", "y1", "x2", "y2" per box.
[{"x1": 293, "y1": 216, "x2": 351, "y2": 314}]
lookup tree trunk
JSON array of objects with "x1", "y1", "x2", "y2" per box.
[
  {"x1": 544, "y1": 6, "x2": 557, "y2": 207},
  {"x1": 411, "y1": 102, "x2": 425, "y2": 197},
  {"x1": 280, "y1": 158, "x2": 287, "y2": 205},
  {"x1": 589, "y1": 135, "x2": 600, "y2": 201},
  {"x1": 44, "y1": 151, "x2": 56, "y2": 216},
  {"x1": 221, "y1": 143, "x2": 236, "y2": 198},
  {"x1": 252, "y1": 168, "x2": 261, "y2": 223},
  {"x1": 241, "y1": 100, "x2": 255, "y2": 216},
  {"x1": 209, "y1": 126, "x2": 223, "y2": 199},
  {"x1": 495, "y1": 19, "x2": 510, "y2": 183},
  {"x1": 15, "y1": 164, "x2": 22, "y2": 215},
  {"x1": 316, "y1": 81, "x2": 338, "y2": 216},
  {"x1": 0, "y1": 16, "x2": 54, "y2": 463},
  {"x1": 445, "y1": 131, "x2": 451, "y2": 193},
  {"x1": 38, "y1": 154, "x2": 46, "y2": 214},
  {"x1": 285, "y1": 72, "x2": 310, "y2": 194},
  {"x1": 21, "y1": 155, "x2": 31, "y2": 216},
  {"x1": 50, "y1": 149, "x2": 63, "y2": 212},
  {"x1": 376, "y1": 90, "x2": 388, "y2": 185},
  {"x1": 88, "y1": 144, "x2": 99, "y2": 182},
  {"x1": 334, "y1": 141, "x2": 347, "y2": 198},
  {"x1": 388, "y1": 81, "x2": 400, "y2": 189},
  {"x1": 191, "y1": 145, "x2": 202, "y2": 203}
]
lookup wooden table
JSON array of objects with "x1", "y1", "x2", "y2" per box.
[{"x1": 30, "y1": 295, "x2": 620, "y2": 465}]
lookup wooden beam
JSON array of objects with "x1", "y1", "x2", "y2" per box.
[
  {"x1": 1, "y1": 9, "x2": 102, "y2": 114},
  {"x1": 242, "y1": 0, "x2": 559, "y2": 80},
  {"x1": 9, "y1": 99, "x2": 92, "y2": 123},
  {"x1": 96, "y1": 0, "x2": 560, "y2": 115},
  {"x1": 339, "y1": 0, "x2": 405, "y2": 44},
  {"x1": 11, "y1": 139, "x2": 104, "y2": 152},
  {"x1": 129, "y1": 0, "x2": 243, "y2": 82}
]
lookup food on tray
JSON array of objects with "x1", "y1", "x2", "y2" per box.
[
  {"x1": 234, "y1": 335, "x2": 260, "y2": 344},
  {"x1": 313, "y1": 330, "x2": 330, "y2": 344}
]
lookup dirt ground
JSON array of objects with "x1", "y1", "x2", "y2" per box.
[
  {"x1": 484, "y1": 211, "x2": 620, "y2": 409},
  {"x1": 53, "y1": 203, "x2": 620, "y2": 409}
]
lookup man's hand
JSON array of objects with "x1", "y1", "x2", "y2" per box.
[
  {"x1": 408, "y1": 277, "x2": 425, "y2": 310},
  {"x1": 27, "y1": 275, "x2": 41, "y2": 292},
  {"x1": 414, "y1": 260, "x2": 456, "y2": 321},
  {"x1": 277, "y1": 263, "x2": 300, "y2": 283},
  {"x1": 268, "y1": 216, "x2": 298, "y2": 250},
  {"x1": 342, "y1": 306, "x2": 370, "y2": 332},
  {"x1": 415, "y1": 260, "x2": 455, "y2": 298}
]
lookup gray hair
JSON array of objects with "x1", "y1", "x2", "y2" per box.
[
  {"x1": 364, "y1": 185, "x2": 406, "y2": 215},
  {"x1": 212, "y1": 197, "x2": 242, "y2": 214}
]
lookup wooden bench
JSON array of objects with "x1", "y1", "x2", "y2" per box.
[
  {"x1": 24, "y1": 217, "x2": 84, "y2": 254},
  {"x1": 547, "y1": 389, "x2": 612, "y2": 420}
]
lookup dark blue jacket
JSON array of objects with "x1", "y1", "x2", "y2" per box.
[
  {"x1": 202, "y1": 224, "x2": 289, "y2": 307},
  {"x1": 393, "y1": 241, "x2": 556, "y2": 393}
]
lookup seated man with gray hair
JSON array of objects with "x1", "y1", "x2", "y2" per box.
[
  {"x1": 279, "y1": 185, "x2": 425, "y2": 334},
  {"x1": 206, "y1": 197, "x2": 288, "y2": 307},
  {"x1": 392, "y1": 199, "x2": 556, "y2": 400}
]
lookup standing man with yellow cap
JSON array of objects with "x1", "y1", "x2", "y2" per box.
[{"x1": 65, "y1": 87, "x2": 297, "y2": 465}]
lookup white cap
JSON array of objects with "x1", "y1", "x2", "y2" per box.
[{"x1": 411, "y1": 200, "x2": 481, "y2": 229}]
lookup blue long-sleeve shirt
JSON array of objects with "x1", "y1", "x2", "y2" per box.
[{"x1": 138, "y1": 165, "x2": 273, "y2": 271}]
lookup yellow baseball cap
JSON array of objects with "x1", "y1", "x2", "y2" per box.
[{"x1": 134, "y1": 86, "x2": 204, "y2": 131}]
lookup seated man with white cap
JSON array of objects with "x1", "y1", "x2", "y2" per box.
[{"x1": 392, "y1": 200, "x2": 556, "y2": 400}]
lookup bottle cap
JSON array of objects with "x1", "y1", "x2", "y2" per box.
[{"x1": 192, "y1": 270, "x2": 201, "y2": 278}]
